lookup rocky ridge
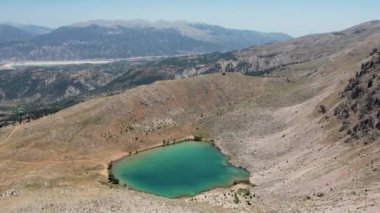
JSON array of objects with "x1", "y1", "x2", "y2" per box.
[{"x1": 335, "y1": 48, "x2": 380, "y2": 142}]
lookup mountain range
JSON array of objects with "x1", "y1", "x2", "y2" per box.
[
  {"x1": 0, "y1": 20, "x2": 291, "y2": 60},
  {"x1": 0, "y1": 20, "x2": 379, "y2": 212},
  {"x1": 1, "y1": 21, "x2": 379, "y2": 127}
]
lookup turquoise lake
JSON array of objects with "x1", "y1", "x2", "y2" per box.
[{"x1": 111, "y1": 141, "x2": 250, "y2": 198}]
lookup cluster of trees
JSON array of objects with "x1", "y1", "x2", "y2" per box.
[
  {"x1": 162, "y1": 139, "x2": 177, "y2": 146},
  {"x1": 108, "y1": 173, "x2": 119, "y2": 185},
  {"x1": 107, "y1": 162, "x2": 120, "y2": 185},
  {"x1": 0, "y1": 107, "x2": 60, "y2": 128},
  {"x1": 0, "y1": 99, "x2": 78, "y2": 129}
]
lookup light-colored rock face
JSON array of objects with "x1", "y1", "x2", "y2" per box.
[
  {"x1": 64, "y1": 86, "x2": 81, "y2": 98},
  {"x1": 44, "y1": 76, "x2": 56, "y2": 85},
  {"x1": 0, "y1": 21, "x2": 380, "y2": 212}
]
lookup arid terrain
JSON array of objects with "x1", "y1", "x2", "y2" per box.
[{"x1": 0, "y1": 21, "x2": 379, "y2": 212}]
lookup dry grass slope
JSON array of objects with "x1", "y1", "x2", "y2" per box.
[{"x1": 0, "y1": 21, "x2": 380, "y2": 212}]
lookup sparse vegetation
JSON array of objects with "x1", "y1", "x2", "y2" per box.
[
  {"x1": 237, "y1": 188, "x2": 250, "y2": 197},
  {"x1": 194, "y1": 136, "x2": 203, "y2": 141},
  {"x1": 0, "y1": 100, "x2": 78, "y2": 128},
  {"x1": 0, "y1": 20, "x2": 380, "y2": 213}
]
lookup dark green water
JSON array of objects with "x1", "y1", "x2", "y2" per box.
[{"x1": 111, "y1": 141, "x2": 250, "y2": 198}]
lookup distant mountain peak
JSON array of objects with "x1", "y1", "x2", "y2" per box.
[
  {"x1": 1, "y1": 22, "x2": 52, "y2": 35},
  {"x1": 72, "y1": 19, "x2": 191, "y2": 29},
  {"x1": 0, "y1": 24, "x2": 35, "y2": 42}
]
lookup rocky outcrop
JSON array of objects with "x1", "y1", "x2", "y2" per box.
[{"x1": 335, "y1": 48, "x2": 380, "y2": 142}]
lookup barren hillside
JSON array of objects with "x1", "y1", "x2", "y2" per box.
[{"x1": 0, "y1": 21, "x2": 379, "y2": 212}]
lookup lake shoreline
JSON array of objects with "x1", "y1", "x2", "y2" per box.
[{"x1": 107, "y1": 136, "x2": 252, "y2": 199}]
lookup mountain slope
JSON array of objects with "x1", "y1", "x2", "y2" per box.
[
  {"x1": 0, "y1": 23, "x2": 52, "y2": 44},
  {"x1": 189, "y1": 23, "x2": 290, "y2": 49},
  {"x1": 73, "y1": 19, "x2": 291, "y2": 45},
  {"x1": 155, "y1": 20, "x2": 380, "y2": 77},
  {"x1": 0, "y1": 21, "x2": 379, "y2": 212},
  {"x1": 0, "y1": 24, "x2": 35, "y2": 43},
  {"x1": 1, "y1": 21, "x2": 380, "y2": 129},
  {"x1": 3, "y1": 23, "x2": 52, "y2": 35},
  {"x1": 334, "y1": 48, "x2": 380, "y2": 142}
]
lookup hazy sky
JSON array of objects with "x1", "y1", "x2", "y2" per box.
[{"x1": 1, "y1": 0, "x2": 380, "y2": 36}]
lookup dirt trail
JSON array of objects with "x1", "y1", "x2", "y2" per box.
[
  {"x1": 0, "y1": 125, "x2": 18, "y2": 145},
  {"x1": 259, "y1": 77, "x2": 268, "y2": 96}
]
